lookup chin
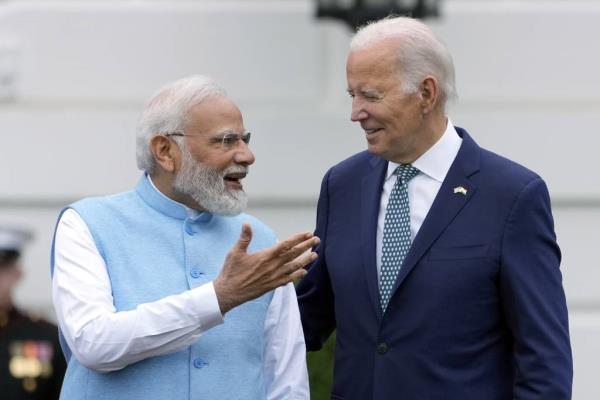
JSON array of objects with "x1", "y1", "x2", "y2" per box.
[{"x1": 366, "y1": 144, "x2": 384, "y2": 157}]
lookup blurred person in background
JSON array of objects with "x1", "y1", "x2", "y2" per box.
[
  {"x1": 297, "y1": 16, "x2": 572, "y2": 400},
  {"x1": 51, "y1": 75, "x2": 316, "y2": 400},
  {"x1": 0, "y1": 226, "x2": 66, "y2": 399}
]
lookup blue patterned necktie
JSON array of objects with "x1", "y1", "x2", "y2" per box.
[{"x1": 379, "y1": 164, "x2": 420, "y2": 311}]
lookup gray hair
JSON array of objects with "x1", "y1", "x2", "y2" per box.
[
  {"x1": 136, "y1": 75, "x2": 227, "y2": 173},
  {"x1": 351, "y1": 16, "x2": 457, "y2": 108}
]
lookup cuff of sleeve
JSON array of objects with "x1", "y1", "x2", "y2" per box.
[{"x1": 189, "y1": 282, "x2": 224, "y2": 331}]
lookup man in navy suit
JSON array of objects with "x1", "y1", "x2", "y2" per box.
[{"x1": 297, "y1": 16, "x2": 572, "y2": 399}]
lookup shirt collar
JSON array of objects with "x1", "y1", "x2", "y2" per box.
[
  {"x1": 145, "y1": 174, "x2": 204, "y2": 220},
  {"x1": 386, "y1": 119, "x2": 462, "y2": 183}
]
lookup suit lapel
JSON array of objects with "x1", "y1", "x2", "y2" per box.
[
  {"x1": 361, "y1": 155, "x2": 388, "y2": 320},
  {"x1": 391, "y1": 130, "x2": 481, "y2": 294}
]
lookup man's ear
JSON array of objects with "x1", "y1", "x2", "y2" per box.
[
  {"x1": 419, "y1": 75, "x2": 439, "y2": 115},
  {"x1": 150, "y1": 135, "x2": 179, "y2": 173}
]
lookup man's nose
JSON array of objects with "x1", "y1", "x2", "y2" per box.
[
  {"x1": 351, "y1": 99, "x2": 368, "y2": 122},
  {"x1": 234, "y1": 142, "x2": 255, "y2": 165}
]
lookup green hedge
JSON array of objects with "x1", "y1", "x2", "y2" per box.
[{"x1": 306, "y1": 333, "x2": 336, "y2": 399}]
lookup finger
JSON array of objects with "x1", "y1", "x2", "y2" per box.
[
  {"x1": 289, "y1": 268, "x2": 308, "y2": 282},
  {"x1": 274, "y1": 231, "x2": 314, "y2": 256},
  {"x1": 277, "y1": 267, "x2": 308, "y2": 288},
  {"x1": 281, "y1": 253, "x2": 317, "y2": 279},
  {"x1": 282, "y1": 237, "x2": 321, "y2": 261},
  {"x1": 287, "y1": 251, "x2": 318, "y2": 272},
  {"x1": 235, "y1": 223, "x2": 253, "y2": 253}
]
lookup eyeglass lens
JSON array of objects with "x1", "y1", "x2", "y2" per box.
[{"x1": 222, "y1": 132, "x2": 251, "y2": 148}]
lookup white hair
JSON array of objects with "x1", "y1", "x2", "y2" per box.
[
  {"x1": 351, "y1": 16, "x2": 457, "y2": 108},
  {"x1": 136, "y1": 75, "x2": 226, "y2": 173}
]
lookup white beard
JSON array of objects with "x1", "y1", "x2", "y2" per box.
[{"x1": 172, "y1": 144, "x2": 248, "y2": 215}]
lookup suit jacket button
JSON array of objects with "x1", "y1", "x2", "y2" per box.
[{"x1": 377, "y1": 343, "x2": 388, "y2": 354}]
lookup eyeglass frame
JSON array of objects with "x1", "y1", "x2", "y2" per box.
[{"x1": 163, "y1": 130, "x2": 251, "y2": 151}]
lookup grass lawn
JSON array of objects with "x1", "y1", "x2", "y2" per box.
[{"x1": 307, "y1": 333, "x2": 336, "y2": 399}]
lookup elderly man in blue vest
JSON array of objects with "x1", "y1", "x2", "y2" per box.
[{"x1": 51, "y1": 75, "x2": 318, "y2": 400}]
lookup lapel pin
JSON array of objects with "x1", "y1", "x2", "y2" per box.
[{"x1": 453, "y1": 186, "x2": 468, "y2": 195}]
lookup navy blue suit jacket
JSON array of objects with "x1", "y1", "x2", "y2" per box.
[{"x1": 297, "y1": 128, "x2": 572, "y2": 400}]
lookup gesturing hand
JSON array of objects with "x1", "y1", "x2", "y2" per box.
[{"x1": 213, "y1": 223, "x2": 320, "y2": 314}]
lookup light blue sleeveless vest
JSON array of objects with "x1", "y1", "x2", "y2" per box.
[{"x1": 52, "y1": 176, "x2": 276, "y2": 400}]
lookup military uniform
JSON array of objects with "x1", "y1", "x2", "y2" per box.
[
  {"x1": 0, "y1": 226, "x2": 66, "y2": 399},
  {"x1": 0, "y1": 307, "x2": 66, "y2": 399}
]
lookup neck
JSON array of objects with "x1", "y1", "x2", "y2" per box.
[
  {"x1": 422, "y1": 114, "x2": 448, "y2": 154},
  {"x1": 148, "y1": 172, "x2": 206, "y2": 212},
  {"x1": 398, "y1": 113, "x2": 447, "y2": 165}
]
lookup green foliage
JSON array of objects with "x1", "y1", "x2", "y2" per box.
[{"x1": 307, "y1": 333, "x2": 336, "y2": 399}]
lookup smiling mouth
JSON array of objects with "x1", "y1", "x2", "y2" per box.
[
  {"x1": 364, "y1": 128, "x2": 383, "y2": 135},
  {"x1": 224, "y1": 172, "x2": 247, "y2": 189}
]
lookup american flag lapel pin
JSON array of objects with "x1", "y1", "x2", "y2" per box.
[{"x1": 453, "y1": 186, "x2": 468, "y2": 195}]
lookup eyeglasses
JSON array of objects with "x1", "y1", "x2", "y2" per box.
[{"x1": 164, "y1": 131, "x2": 251, "y2": 151}]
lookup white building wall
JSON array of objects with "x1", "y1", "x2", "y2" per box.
[{"x1": 0, "y1": 1, "x2": 597, "y2": 397}]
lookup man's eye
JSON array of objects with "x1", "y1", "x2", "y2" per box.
[{"x1": 222, "y1": 136, "x2": 237, "y2": 145}]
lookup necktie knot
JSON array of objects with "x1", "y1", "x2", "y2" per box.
[{"x1": 394, "y1": 164, "x2": 419, "y2": 184}]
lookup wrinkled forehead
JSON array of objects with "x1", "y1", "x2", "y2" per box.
[{"x1": 185, "y1": 96, "x2": 245, "y2": 134}]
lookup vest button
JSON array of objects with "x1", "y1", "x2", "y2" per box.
[
  {"x1": 183, "y1": 218, "x2": 196, "y2": 236},
  {"x1": 377, "y1": 342, "x2": 388, "y2": 355},
  {"x1": 193, "y1": 358, "x2": 208, "y2": 369},
  {"x1": 190, "y1": 268, "x2": 203, "y2": 279},
  {"x1": 184, "y1": 222, "x2": 195, "y2": 235}
]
